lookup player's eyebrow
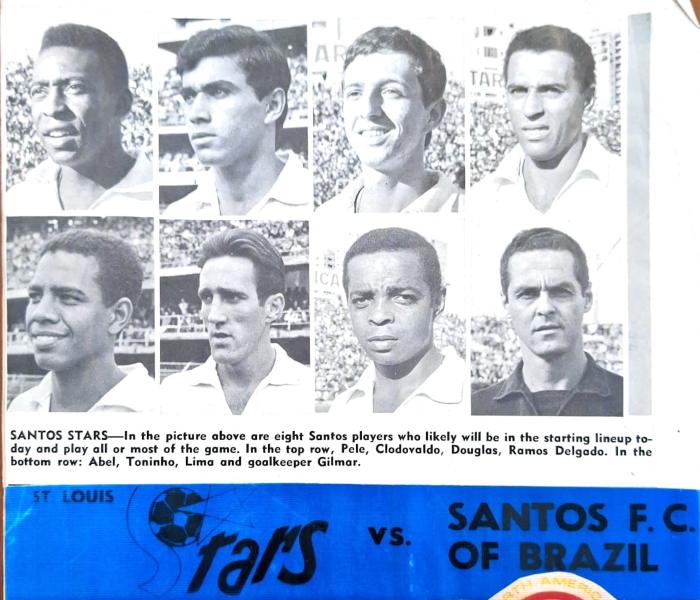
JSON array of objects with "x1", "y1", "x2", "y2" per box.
[
  {"x1": 198, "y1": 285, "x2": 248, "y2": 299},
  {"x1": 386, "y1": 285, "x2": 422, "y2": 296},
  {"x1": 348, "y1": 286, "x2": 375, "y2": 300},
  {"x1": 348, "y1": 287, "x2": 372, "y2": 295},
  {"x1": 343, "y1": 81, "x2": 363, "y2": 91},
  {"x1": 506, "y1": 81, "x2": 568, "y2": 91},
  {"x1": 203, "y1": 80, "x2": 237, "y2": 91},
  {"x1": 546, "y1": 282, "x2": 577, "y2": 293},
  {"x1": 512, "y1": 284, "x2": 541, "y2": 296},
  {"x1": 513, "y1": 281, "x2": 576, "y2": 294},
  {"x1": 53, "y1": 285, "x2": 88, "y2": 296},
  {"x1": 537, "y1": 82, "x2": 567, "y2": 91},
  {"x1": 31, "y1": 76, "x2": 87, "y2": 87},
  {"x1": 345, "y1": 77, "x2": 411, "y2": 89},
  {"x1": 28, "y1": 284, "x2": 88, "y2": 296},
  {"x1": 377, "y1": 77, "x2": 410, "y2": 87},
  {"x1": 183, "y1": 80, "x2": 237, "y2": 94}
]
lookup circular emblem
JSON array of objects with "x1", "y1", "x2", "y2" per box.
[{"x1": 489, "y1": 572, "x2": 616, "y2": 600}]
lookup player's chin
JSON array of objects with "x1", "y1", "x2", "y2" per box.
[
  {"x1": 194, "y1": 150, "x2": 227, "y2": 167},
  {"x1": 34, "y1": 354, "x2": 70, "y2": 372},
  {"x1": 365, "y1": 348, "x2": 405, "y2": 367},
  {"x1": 353, "y1": 144, "x2": 394, "y2": 167},
  {"x1": 518, "y1": 141, "x2": 557, "y2": 163},
  {"x1": 45, "y1": 148, "x2": 86, "y2": 167},
  {"x1": 210, "y1": 347, "x2": 241, "y2": 364},
  {"x1": 532, "y1": 343, "x2": 569, "y2": 360}
]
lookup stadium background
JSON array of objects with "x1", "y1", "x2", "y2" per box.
[
  {"x1": 5, "y1": 217, "x2": 155, "y2": 404},
  {"x1": 159, "y1": 220, "x2": 309, "y2": 381},
  {"x1": 310, "y1": 18, "x2": 466, "y2": 207},
  {"x1": 314, "y1": 216, "x2": 466, "y2": 412},
  {"x1": 469, "y1": 21, "x2": 624, "y2": 391},
  {"x1": 156, "y1": 18, "x2": 309, "y2": 211}
]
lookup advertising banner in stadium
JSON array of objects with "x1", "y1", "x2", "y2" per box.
[{"x1": 2, "y1": 0, "x2": 700, "y2": 599}]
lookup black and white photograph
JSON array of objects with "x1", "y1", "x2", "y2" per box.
[
  {"x1": 3, "y1": 12, "x2": 154, "y2": 215},
  {"x1": 5, "y1": 216, "x2": 157, "y2": 412},
  {"x1": 158, "y1": 219, "x2": 311, "y2": 415},
  {"x1": 314, "y1": 216, "x2": 467, "y2": 414},
  {"x1": 468, "y1": 17, "x2": 632, "y2": 415},
  {"x1": 312, "y1": 18, "x2": 465, "y2": 213},
  {"x1": 469, "y1": 20, "x2": 621, "y2": 192},
  {"x1": 157, "y1": 18, "x2": 311, "y2": 217},
  {"x1": 471, "y1": 227, "x2": 623, "y2": 416}
]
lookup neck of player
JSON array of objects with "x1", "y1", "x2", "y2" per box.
[
  {"x1": 372, "y1": 343, "x2": 443, "y2": 413},
  {"x1": 523, "y1": 134, "x2": 586, "y2": 213},
  {"x1": 359, "y1": 156, "x2": 434, "y2": 212},
  {"x1": 213, "y1": 142, "x2": 284, "y2": 215},
  {"x1": 216, "y1": 341, "x2": 276, "y2": 415},
  {"x1": 59, "y1": 145, "x2": 135, "y2": 210},
  {"x1": 50, "y1": 353, "x2": 125, "y2": 412},
  {"x1": 520, "y1": 345, "x2": 588, "y2": 393}
]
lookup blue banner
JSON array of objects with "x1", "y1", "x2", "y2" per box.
[{"x1": 5, "y1": 484, "x2": 699, "y2": 599}]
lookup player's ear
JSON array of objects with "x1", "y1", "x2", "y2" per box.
[
  {"x1": 264, "y1": 292, "x2": 285, "y2": 324},
  {"x1": 115, "y1": 89, "x2": 133, "y2": 118},
  {"x1": 108, "y1": 297, "x2": 134, "y2": 335},
  {"x1": 263, "y1": 88, "x2": 287, "y2": 127},
  {"x1": 501, "y1": 291, "x2": 509, "y2": 309},
  {"x1": 433, "y1": 287, "x2": 446, "y2": 318},
  {"x1": 583, "y1": 284, "x2": 593, "y2": 313},
  {"x1": 426, "y1": 98, "x2": 447, "y2": 131},
  {"x1": 583, "y1": 85, "x2": 595, "y2": 109}
]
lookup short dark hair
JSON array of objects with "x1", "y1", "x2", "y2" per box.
[
  {"x1": 177, "y1": 25, "x2": 291, "y2": 134},
  {"x1": 198, "y1": 229, "x2": 285, "y2": 304},
  {"x1": 500, "y1": 228, "x2": 590, "y2": 296},
  {"x1": 342, "y1": 227, "x2": 443, "y2": 305},
  {"x1": 39, "y1": 23, "x2": 129, "y2": 92},
  {"x1": 344, "y1": 27, "x2": 446, "y2": 108},
  {"x1": 40, "y1": 229, "x2": 143, "y2": 306},
  {"x1": 503, "y1": 25, "x2": 596, "y2": 92}
]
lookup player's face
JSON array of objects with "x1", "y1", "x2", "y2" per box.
[
  {"x1": 25, "y1": 251, "x2": 114, "y2": 375},
  {"x1": 198, "y1": 256, "x2": 269, "y2": 365},
  {"x1": 506, "y1": 50, "x2": 589, "y2": 164},
  {"x1": 504, "y1": 249, "x2": 592, "y2": 360},
  {"x1": 342, "y1": 52, "x2": 435, "y2": 175},
  {"x1": 30, "y1": 46, "x2": 123, "y2": 171},
  {"x1": 181, "y1": 56, "x2": 267, "y2": 167},
  {"x1": 346, "y1": 250, "x2": 437, "y2": 369}
]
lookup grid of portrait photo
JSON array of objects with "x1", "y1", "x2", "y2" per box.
[{"x1": 3, "y1": 11, "x2": 647, "y2": 417}]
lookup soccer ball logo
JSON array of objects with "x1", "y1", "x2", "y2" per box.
[{"x1": 149, "y1": 488, "x2": 205, "y2": 547}]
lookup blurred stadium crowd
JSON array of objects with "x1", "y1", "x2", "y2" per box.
[
  {"x1": 159, "y1": 151, "x2": 202, "y2": 172},
  {"x1": 160, "y1": 220, "x2": 309, "y2": 268},
  {"x1": 315, "y1": 295, "x2": 466, "y2": 408},
  {"x1": 158, "y1": 53, "x2": 308, "y2": 127},
  {"x1": 470, "y1": 101, "x2": 621, "y2": 185},
  {"x1": 5, "y1": 59, "x2": 152, "y2": 188},
  {"x1": 471, "y1": 316, "x2": 623, "y2": 390},
  {"x1": 313, "y1": 76, "x2": 466, "y2": 206}
]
